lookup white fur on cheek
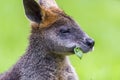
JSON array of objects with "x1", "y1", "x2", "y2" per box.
[
  {"x1": 63, "y1": 41, "x2": 76, "y2": 48},
  {"x1": 48, "y1": 32, "x2": 76, "y2": 48}
]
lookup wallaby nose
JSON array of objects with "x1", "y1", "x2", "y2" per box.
[{"x1": 85, "y1": 38, "x2": 95, "y2": 48}]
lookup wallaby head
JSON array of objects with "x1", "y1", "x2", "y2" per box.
[{"x1": 23, "y1": 0, "x2": 95, "y2": 55}]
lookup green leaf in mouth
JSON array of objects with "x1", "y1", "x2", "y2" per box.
[{"x1": 74, "y1": 47, "x2": 83, "y2": 59}]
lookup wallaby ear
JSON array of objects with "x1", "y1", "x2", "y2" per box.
[{"x1": 23, "y1": 0, "x2": 42, "y2": 23}]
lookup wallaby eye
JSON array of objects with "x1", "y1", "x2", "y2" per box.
[{"x1": 59, "y1": 28, "x2": 70, "y2": 34}]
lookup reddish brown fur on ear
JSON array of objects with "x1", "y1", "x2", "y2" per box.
[{"x1": 31, "y1": 7, "x2": 63, "y2": 29}]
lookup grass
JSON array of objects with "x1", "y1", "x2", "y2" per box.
[{"x1": 0, "y1": 0, "x2": 120, "y2": 80}]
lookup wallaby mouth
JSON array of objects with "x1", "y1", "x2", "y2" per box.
[
  {"x1": 79, "y1": 42, "x2": 94, "y2": 53},
  {"x1": 76, "y1": 38, "x2": 95, "y2": 53}
]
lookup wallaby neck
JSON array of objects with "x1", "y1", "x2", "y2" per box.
[
  {"x1": 17, "y1": 34, "x2": 68, "y2": 79},
  {"x1": 0, "y1": 33, "x2": 70, "y2": 80}
]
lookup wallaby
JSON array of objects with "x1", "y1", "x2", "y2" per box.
[{"x1": 0, "y1": 0, "x2": 94, "y2": 80}]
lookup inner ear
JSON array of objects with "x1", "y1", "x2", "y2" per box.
[{"x1": 23, "y1": 0, "x2": 42, "y2": 23}]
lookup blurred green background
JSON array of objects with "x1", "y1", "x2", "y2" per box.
[{"x1": 0, "y1": 0, "x2": 120, "y2": 80}]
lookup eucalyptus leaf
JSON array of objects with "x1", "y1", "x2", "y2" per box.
[{"x1": 74, "y1": 47, "x2": 83, "y2": 59}]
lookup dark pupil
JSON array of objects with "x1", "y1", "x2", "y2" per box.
[{"x1": 60, "y1": 29, "x2": 70, "y2": 33}]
